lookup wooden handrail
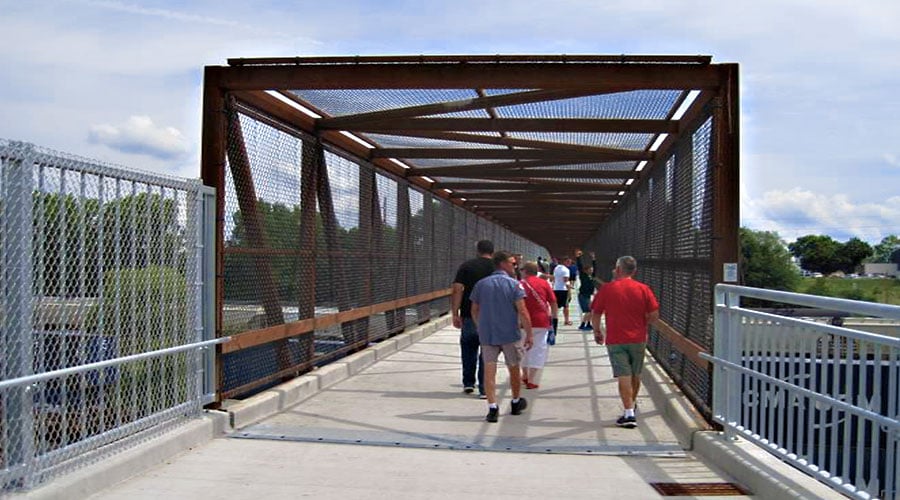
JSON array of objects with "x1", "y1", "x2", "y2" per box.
[{"x1": 220, "y1": 288, "x2": 451, "y2": 354}]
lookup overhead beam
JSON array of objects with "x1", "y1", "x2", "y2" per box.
[
  {"x1": 458, "y1": 191, "x2": 619, "y2": 200},
  {"x1": 435, "y1": 181, "x2": 621, "y2": 191},
  {"x1": 210, "y1": 62, "x2": 722, "y2": 91},
  {"x1": 343, "y1": 118, "x2": 678, "y2": 134},
  {"x1": 371, "y1": 131, "x2": 635, "y2": 154},
  {"x1": 445, "y1": 185, "x2": 623, "y2": 194},
  {"x1": 444, "y1": 170, "x2": 635, "y2": 180},
  {"x1": 317, "y1": 88, "x2": 608, "y2": 129},
  {"x1": 372, "y1": 148, "x2": 650, "y2": 161}
]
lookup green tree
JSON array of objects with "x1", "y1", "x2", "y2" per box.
[
  {"x1": 789, "y1": 234, "x2": 842, "y2": 274},
  {"x1": 871, "y1": 235, "x2": 900, "y2": 263},
  {"x1": 835, "y1": 237, "x2": 872, "y2": 273},
  {"x1": 740, "y1": 227, "x2": 800, "y2": 291}
]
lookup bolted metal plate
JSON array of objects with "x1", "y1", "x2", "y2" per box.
[{"x1": 230, "y1": 426, "x2": 686, "y2": 457}]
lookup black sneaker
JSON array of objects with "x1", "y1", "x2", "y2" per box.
[
  {"x1": 510, "y1": 397, "x2": 528, "y2": 415},
  {"x1": 486, "y1": 407, "x2": 499, "y2": 423},
  {"x1": 463, "y1": 386, "x2": 475, "y2": 394},
  {"x1": 616, "y1": 415, "x2": 637, "y2": 428}
]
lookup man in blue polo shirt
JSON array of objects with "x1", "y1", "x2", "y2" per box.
[{"x1": 470, "y1": 251, "x2": 534, "y2": 422}]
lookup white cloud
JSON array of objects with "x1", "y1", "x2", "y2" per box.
[
  {"x1": 885, "y1": 154, "x2": 900, "y2": 168},
  {"x1": 88, "y1": 115, "x2": 189, "y2": 160},
  {"x1": 742, "y1": 187, "x2": 900, "y2": 244}
]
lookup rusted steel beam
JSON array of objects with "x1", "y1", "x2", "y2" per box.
[
  {"x1": 373, "y1": 131, "x2": 646, "y2": 154},
  {"x1": 224, "y1": 101, "x2": 290, "y2": 373},
  {"x1": 471, "y1": 171, "x2": 635, "y2": 181},
  {"x1": 712, "y1": 64, "x2": 740, "y2": 288},
  {"x1": 413, "y1": 167, "x2": 635, "y2": 180},
  {"x1": 460, "y1": 193, "x2": 619, "y2": 202},
  {"x1": 315, "y1": 142, "x2": 358, "y2": 347},
  {"x1": 299, "y1": 140, "x2": 318, "y2": 362},
  {"x1": 357, "y1": 165, "x2": 375, "y2": 346},
  {"x1": 372, "y1": 147, "x2": 650, "y2": 161},
  {"x1": 228, "y1": 55, "x2": 713, "y2": 66},
  {"x1": 317, "y1": 88, "x2": 609, "y2": 129},
  {"x1": 212, "y1": 62, "x2": 722, "y2": 91},
  {"x1": 340, "y1": 118, "x2": 678, "y2": 134},
  {"x1": 410, "y1": 159, "x2": 595, "y2": 172},
  {"x1": 437, "y1": 181, "x2": 621, "y2": 191},
  {"x1": 451, "y1": 188, "x2": 621, "y2": 198},
  {"x1": 200, "y1": 70, "x2": 227, "y2": 403}
]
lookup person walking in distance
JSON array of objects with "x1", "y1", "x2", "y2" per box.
[
  {"x1": 575, "y1": 249, "x2": 600, "y2": 331},
  {"x1": 451, "y1": 240, "x2": 495, "y2": 397},
  {"x1": 469, "y1": 251, "x2": 534, "y2": 422},
  {"x1": 519, "y1": 261, "x2": 558, "y2": 389},
  {"x1": 552, "y1": 257, "x2": 572, "y2": 326},
  {"x1": 590, "y1": 256, "x2": 660, "y2": 429}
]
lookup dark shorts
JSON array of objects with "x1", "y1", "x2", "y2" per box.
[
  {"x1": 554, "y1": 290, "x2": 568, "y2": 308},
  {"x1": 577, "y1": 293, "x2": 592, "y2": 314},
  {"x1": 607, "y1": 343, "x2": 646, "y2": 377}
]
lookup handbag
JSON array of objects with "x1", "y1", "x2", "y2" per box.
[{"x1": 521, "y1": 278, "x2": 555, "y2": 345}]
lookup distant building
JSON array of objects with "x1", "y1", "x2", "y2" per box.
[{"x1": 861, "y1": 263, "x2": 899, "y2": 277}]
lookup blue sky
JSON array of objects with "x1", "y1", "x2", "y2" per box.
[{"x1": 1, "y1": 0, "x2": 898, "y2": 244}]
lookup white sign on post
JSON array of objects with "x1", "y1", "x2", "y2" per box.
[{"x1": 723, "y1": 263, "x2": 738, "y2": 282}]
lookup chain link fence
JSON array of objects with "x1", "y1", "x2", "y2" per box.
[
  {"x1": 0, "y1": 140, "x2": 217, "y2": 491},
  {"x1": 217, "y1": 102, "x2": 547, "y2": 399}
]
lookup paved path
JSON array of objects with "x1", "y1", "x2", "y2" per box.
[{"x1": 90, "y1": 323, "x2": 750, "y2": 499}]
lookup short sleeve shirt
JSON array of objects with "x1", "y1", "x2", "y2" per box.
[
  {"x1": 552, "y1": 265, "x2": 570, "y2": 291},
  {"x1": 590, "y1": 277, "x2": 659, "y2": 345},
  {"x1": 470, "y1": 271, "x2": 526, "y2": 345},
  {"x1": 520, "y1": 275, "x2": 555, "y2": 328},
  {"x1": 453, "y1": 257, "x2": 495, "y2": 318}
]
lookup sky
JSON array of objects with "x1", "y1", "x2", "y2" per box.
[{"x1": 1, "y1": 0, "x2": 898, "y2": 245}]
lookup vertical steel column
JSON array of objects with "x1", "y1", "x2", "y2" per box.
[
  {"x1": 711, "y1": 64, "x2": 740, "y2": 288},
  {"x1": 200, "y1": 71, "x2": 227, "y2": 404},
  {"x1": 313, "y1": 143, "x2": 356, "y2": 348},
  {"x1": 1, "y1": 143, "x2": 36, "y2": 486},
  {"x1": 395, "y1": 184, "x2": 411, "y2": 330},
  {"x1": 225, "y1": 102, "x2": 290, "y2": 375},
  {"x1": 298, "y1": 140, "x2": 318, "y2": 361},
  {"x1": 357, "y1": 165, "x2": 375, "y2": 344},
  {"x1": 420, "y1": 193, "x2": 435, "y2": 321}
]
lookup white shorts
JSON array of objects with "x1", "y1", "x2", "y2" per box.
[{"x1": 521, "y1": 328, "x2": 550, "y2": 369}]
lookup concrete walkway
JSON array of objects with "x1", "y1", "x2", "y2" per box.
[{"x1": 85, "y1": 322, "x2": 759, "y2": 499}]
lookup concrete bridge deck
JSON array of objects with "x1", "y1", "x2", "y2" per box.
[{"x1": 22, "y1": 320, "x2": 840, "y2": 499}]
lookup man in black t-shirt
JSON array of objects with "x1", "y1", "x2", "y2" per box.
[{"x1": 451, "y1": 240, "x2": 495, "y2": 397}]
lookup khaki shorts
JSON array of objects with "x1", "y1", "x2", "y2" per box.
[
  {"x1": 607, "y1": 343, "x2": 646, "y2": 377},
  {"x1": 481, "y1": 341, "x2": 525, "y2": 366}
]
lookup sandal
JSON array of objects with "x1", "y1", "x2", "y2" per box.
[{"x1": 526, "y1": 383, "x2": 540, "y2": 390}]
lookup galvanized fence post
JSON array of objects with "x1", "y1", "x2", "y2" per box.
[
  {"x1": 200, "y1": 187, "x2": 217, "y2": 405},
  {"x1": 1, "y1": 142, "x2": 36, "y2": 487}
]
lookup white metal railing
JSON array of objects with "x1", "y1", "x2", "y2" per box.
[
  {"x1": 703, "y1": 284, "x2": 900, "y2": 499},
  {"x1": 0, "y1": 139, "x2": 218, "y2": 491}
]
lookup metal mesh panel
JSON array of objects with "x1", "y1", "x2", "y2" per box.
[
  {"x1": 218, "y1": 105, "x2": 548, "y2": 399},
  {"x1": 585, "y1": 108, "x2": 717, "y2": 419},
  {"x1": 0, "y1": 139, "x2": 211, "y2": 490}
]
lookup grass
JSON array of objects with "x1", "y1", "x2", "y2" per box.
[{"x1": 796, "y1": 277, "x2": 900, "y2": 306}]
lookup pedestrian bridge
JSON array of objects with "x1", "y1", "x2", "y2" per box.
[{"x1": 1, "y1": 56, "x2": 897, "y2": 499}]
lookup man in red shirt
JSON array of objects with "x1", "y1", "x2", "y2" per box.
[
  {"x1": 519, "y1": 261, "x2": 558, "y2": 389},
  {"x1": 590, "y1": 256, "x2": 660, "y2": 429}
]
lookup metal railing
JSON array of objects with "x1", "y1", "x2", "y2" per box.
[
  {"x1": 0, "y1": 139, "x2": 217, "y2": 490},
  {"x1": 705, "y1": 284, "x2": 900, "y2": 499}
]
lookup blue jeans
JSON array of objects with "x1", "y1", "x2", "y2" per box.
[{"x1": 460, "y1": 317, "x2": 484, "y2": 394}]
